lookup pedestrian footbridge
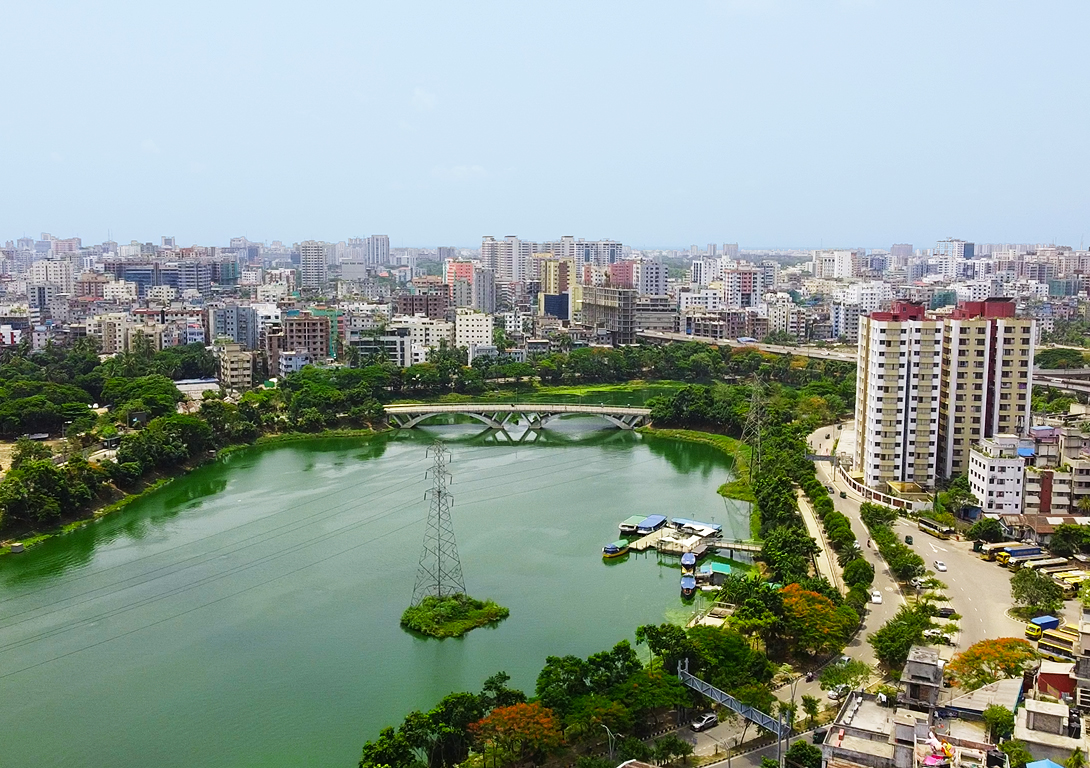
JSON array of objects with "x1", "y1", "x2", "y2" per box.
[{"x1": 383, "y1": 403, "x2": 651, "y2": 430}]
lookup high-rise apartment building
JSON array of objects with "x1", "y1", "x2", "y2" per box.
[
  {"x1": 854, "y1": 301, "x2": 944, "y2": 489},
  {"x1": 481, "y1": 235, "x2": 533, "y2": 282},
  {"x1": 210, "y1": 304, "x2": 259, "y2": 350},
  {"x1": 367, "y1": 235, "x2": 390, "y2": 266},
  {"x1": 854, "y1": 298, "x2": 1035, "y2": 492},
  {"x1": 721, "y1": 267, "x2": 763, "y2": 308},
  {"x1": 633, "y1": 260, "x2": 667, "y2": 296},
  {"x1": 299, "y1": 241, "x2": 328, "y2": 290},
  {"x1": 29, "y1": 259, "x2": 74, "y2": 294},
  {"x1": 937, "y1": 299, "x2": 1034, "y2": 478},
  {"x1": 574, "y1": 239, "x2": 623, "y2": 268},
  {"x1": 811, "y1": 249, "x2": 863, "y2": 280}
]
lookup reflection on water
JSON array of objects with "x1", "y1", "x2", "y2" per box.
[{"x1": 0, "y1": 424, "x2": 751, "y2": 768}]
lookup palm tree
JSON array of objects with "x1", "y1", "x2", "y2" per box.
[
  {"x1": 1065, "y1": 748, "x2": 1086, "y2": 768},
  {"x1": 1078, "y1": 496, "x2": 1090, "y2": 514}
]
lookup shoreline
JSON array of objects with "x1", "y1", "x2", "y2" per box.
[
  {"x1": 1, "y1": 423, "x2": 754, "y2": 557},
  {"x1": 0, "y1": 427, "x2": 387, "y2": 556}
]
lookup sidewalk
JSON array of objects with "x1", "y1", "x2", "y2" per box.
[{"x1": 796, "y1": 488, "x2": 843, "y2": 594}]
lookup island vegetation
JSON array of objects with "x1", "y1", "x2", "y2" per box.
[{"x1": 401, "y1": 595, "x2": 510, "y2": 638}]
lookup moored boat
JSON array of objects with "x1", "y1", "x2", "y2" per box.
[
  {"x1": 602, "y1": 540, "x2": 630, "y2": 558},
  {"x1": 681, "y1": 552, "x2": 697, "y2": 575},
  {"x1": 680, "y1": 574, "x2": 697, "y2": 598},
  {"x1": 636, "y1": 514, "x2": 668, "y2": 535},
  {"x1": 619, "y1": 515, "x2": 646, "y2": 536}
]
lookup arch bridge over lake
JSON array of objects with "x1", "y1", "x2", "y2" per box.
[{"x1": 384, "y1": 403, "x2": 651, "y2": 431}]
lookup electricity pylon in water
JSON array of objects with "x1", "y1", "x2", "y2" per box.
[
  {"x1": 740, "y1": 379, "x2": 765, "y2": 481},
  {"x1": 411, "y1": 441, "x2": 466, "y2": 605}
]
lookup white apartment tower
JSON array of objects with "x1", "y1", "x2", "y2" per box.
[
  {"x1": 855, "y1": 302, "x2": 943, "y2": 489},
  {"x1": 633, "y1": 260, "x2": 667, "y2": 296},
  {"x1": 481, "y1": 236, "x2": 533, "y2": 282},
  {"x1": 299, "y1": 240, "x2": 327, "y2": 290},
  {"x1": 855, "y1": 298, "x2": 1035, "y2": 492}
]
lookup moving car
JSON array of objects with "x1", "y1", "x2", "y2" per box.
[
  {"x1": 840, "y1": 491, "x2": 847, "y2": 499},
  {"x1": 690, "y1": 712, "x2": 718, "y2": 732},
  {"x1": 871, "y1": 589, "x2": 883, "y2": 604},
  {"x1": 825, "y1": 485, "x2": 835, "y2": 492},
  {"x1": 934, "y1": 560, "x2": 947, "y2": 572},
  {"x1": 827, "y1": 685, "x2": 850, "y2": 701}
]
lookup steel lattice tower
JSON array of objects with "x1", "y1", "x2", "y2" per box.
[
  {"x1": 411, "y1": 441, "x2": 466, "y2": 605},
  {"x1": 740, "y1": 379, "x2": 765, "y2": 481}
]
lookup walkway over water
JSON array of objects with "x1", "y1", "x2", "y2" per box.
[{"x1": 384, "y1": 403, "x2": 651, "y2": 430}]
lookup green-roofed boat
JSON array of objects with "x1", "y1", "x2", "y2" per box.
[
  {"x1": 602, "y1": 540, "x2": 631, "y2": 558},
  {"x1": 618, "y1": 515, "x2": 646, "y2": 536}
]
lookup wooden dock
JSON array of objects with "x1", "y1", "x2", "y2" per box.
[{"x1": 628, "y1": 529, "x2": 667, "y2": 552}]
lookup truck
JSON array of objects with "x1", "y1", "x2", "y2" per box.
[
  {"x1": 1025, "y1": 615, "x2": 1061, "y2": 639},
  {"x1": 996, "y1": 546, "x2": 1043, "y2": 566}
]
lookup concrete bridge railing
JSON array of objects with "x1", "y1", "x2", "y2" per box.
[{"x1": 383, "y1": 403, "x2": 651, "y2": 431}]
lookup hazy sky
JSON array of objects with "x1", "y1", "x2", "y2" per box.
[{"x1": 2, "y1": 1, "x2": 1088, "y2": 250}]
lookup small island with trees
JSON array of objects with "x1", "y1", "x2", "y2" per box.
[
  {"x1": 402, "y1": 442, "x2": 509, "y2": 639},
  {"x1": 400, "y1": 594, "x2": 510, "y2": 638}
]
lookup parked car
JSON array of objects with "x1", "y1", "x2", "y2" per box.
[
  {"x1": 934, "y1": 560, "x2": 947, "y2": 572},
  {"x1": 871, "y1": 589, "x2": 883, "y2": 604},
  {"x1": 828, "y1": 685, "x2": 850, "y2": 701},
  {"x1": 690, "y1": 712, "x2": 718, "y2": 732},
  {"x1": 924, "y1": 629, "x2": 951, "y2": 645},
  {"x1": 936, "y1": 606, "x2": 956, "y2": 618}
]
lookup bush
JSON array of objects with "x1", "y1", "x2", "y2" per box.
[{"x1": 400, "y1": 594, "x2": 509, "y2": 638}]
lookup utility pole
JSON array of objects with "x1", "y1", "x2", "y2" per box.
[{"x1": 411, "y1": 441, "x2": 466, "y2": 605}]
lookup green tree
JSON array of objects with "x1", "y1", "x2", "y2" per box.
[
  {"x1": 654, "y1": 734, "x2": 694, "y2": 765},
  {"x1": 868, "y1": 605, "x2": 933, "y2": 670},
  {"x1": 818, "y1": 659, "x2": 872, "y2": 693},
  {"x1": 966, "y1": 517, "x2": 1005, "y2": 543},
  {"x1": 10, "y1": 437, "x2": 53, "y2": 469},
  {"x1": 1048, "y1": 523, "x2": 1090, "y2": 557},
  {"x1": 801, "y1": 694, "x2": 821, "y2": 728},
  {"x1": 1000, "y1": 740, "x2": 1034, "y2": 768},
  {"x1": 1010, "y1": 568, "x2": 1065, "y2": 615},
  {"x1": 785, "y1": 740, "x2": 822, "y2": 768},
  {"x1": 842, "y1": 559, "x2": 875, "y2": 588},
  {"x1": 617, "y1": 737, "x2": 653, "y2": 762},
  {"x1": 1066, "y1": 748, "x2": 1087, "y2": 768},
  {"x1": 982, "y1": 705, "x2": 1015, "y2": 741}
]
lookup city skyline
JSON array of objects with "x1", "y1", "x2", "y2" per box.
[{"x1": 3, "y1": 1, "x2": 1088, "y2": 246}]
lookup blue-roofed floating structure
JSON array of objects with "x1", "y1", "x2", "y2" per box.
[
  {"x1": 681, "y1": 552, "x2": 696, "y2": 574},
  {"x1": 636, "y1": 515, "x2": 668, "y2": 535}
]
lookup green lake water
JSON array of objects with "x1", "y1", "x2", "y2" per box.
[{"x1": 0, "y1": 421, "x2": 749, "y2": 767}]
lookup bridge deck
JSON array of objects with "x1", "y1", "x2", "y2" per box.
[{"x1": 384, "y1": 403, "x2": 651, "y2": 416}]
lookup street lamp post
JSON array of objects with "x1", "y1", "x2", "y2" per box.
[{"x1": 601, "y1": 724, "x2": 617, "y2": 762}]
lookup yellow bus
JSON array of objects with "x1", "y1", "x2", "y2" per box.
[
  {"x1": 981, "y1": 541, "x2": 1024, "y2": 561},
  {"x1": 1038, "y1": 626, "x2": 1080, "y2": 661},
  {"x1": 919, "y1": 518, "x2": 955, "y2": 540}
]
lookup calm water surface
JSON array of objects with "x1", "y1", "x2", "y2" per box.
[{"x1": 0, "y1": 422, "x2": 748, "y2": 767}]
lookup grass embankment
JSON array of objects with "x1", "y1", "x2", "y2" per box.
[
  {"x1": 637, "y1": 425, "x2": 756, "y2": 506},
  {"x1": 3, "y1": 428, "x2": 387, "y2": 555},
  {"x1": 400, "y1": 594, "x2": 510, "y2": 638},
  {"x1": 390, "y1": 380, "x2": 688, "y2": 406}
]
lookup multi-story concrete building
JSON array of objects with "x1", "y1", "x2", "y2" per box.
[
  {"x1": 210, "y1": 304, "x2": 259, "y2": 351},
  {"x1": 678, "y1": 288, "x2": 723, "y2": 313},
  {"x1": 481, "y1": 235, "x2": 533, "y2": 282},
  {"x1": 855, "y1": 301, "x2": 944, "y2": 490},
  {"x1": 766, "y1": 302, "x2": 808, "y2": 342},
  {"x1": 299, "y1": 240, "x2": 328, "y2": 290},
  {"x1": 968, "y1": 435, "x2": 1026, "y2": 514},
  {"x1": 831, "y1": 301, "x2": 864, "y2": 343},
  {"x1": 579, "y1": 286, "x2": 636, "y2": 346},
  {"x1": 855, "y1": 298, "x2": 1035, "y2": 492},
  {"x1": 811, "y1": 249, "x2": 862, "y2": 279},
  {"x1": 393, "y1": 291, "x2": 449, "y2": 320},
  {"x1": 29, "y1": 259, "x2": 74, "y2": 294},
  {"x1": 937, "y1": 299, "x2": 1034, "y2": 479},
  {"x1": 721, "y1": 267, "x2": 763, "y2": 308},
  {"x1": 633, "y1": 260, "x2": 667, "y2": 296},
  {"x1": 282, "y1": 311, "x2": 331, "y2": 360},
  {"x1": 216, "y1": 342, "x2": 254, "y2": 391},
  {"x1": 454, "y1": 307, "x2": 493, "y2": 349}
]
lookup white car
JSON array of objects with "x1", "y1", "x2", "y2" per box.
[
  {"x1": 871, "y1": 589, "x2": 883, "y2": 604},
  {"x1": 690, "y1": 712, "x2": 718, "y2": 732},
  {"x1": 934, "y1": 561, "x2": 947, "y2": 572},
  {"x1": 828, "y1": 685, "x2": 850, "y2": 701}
]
